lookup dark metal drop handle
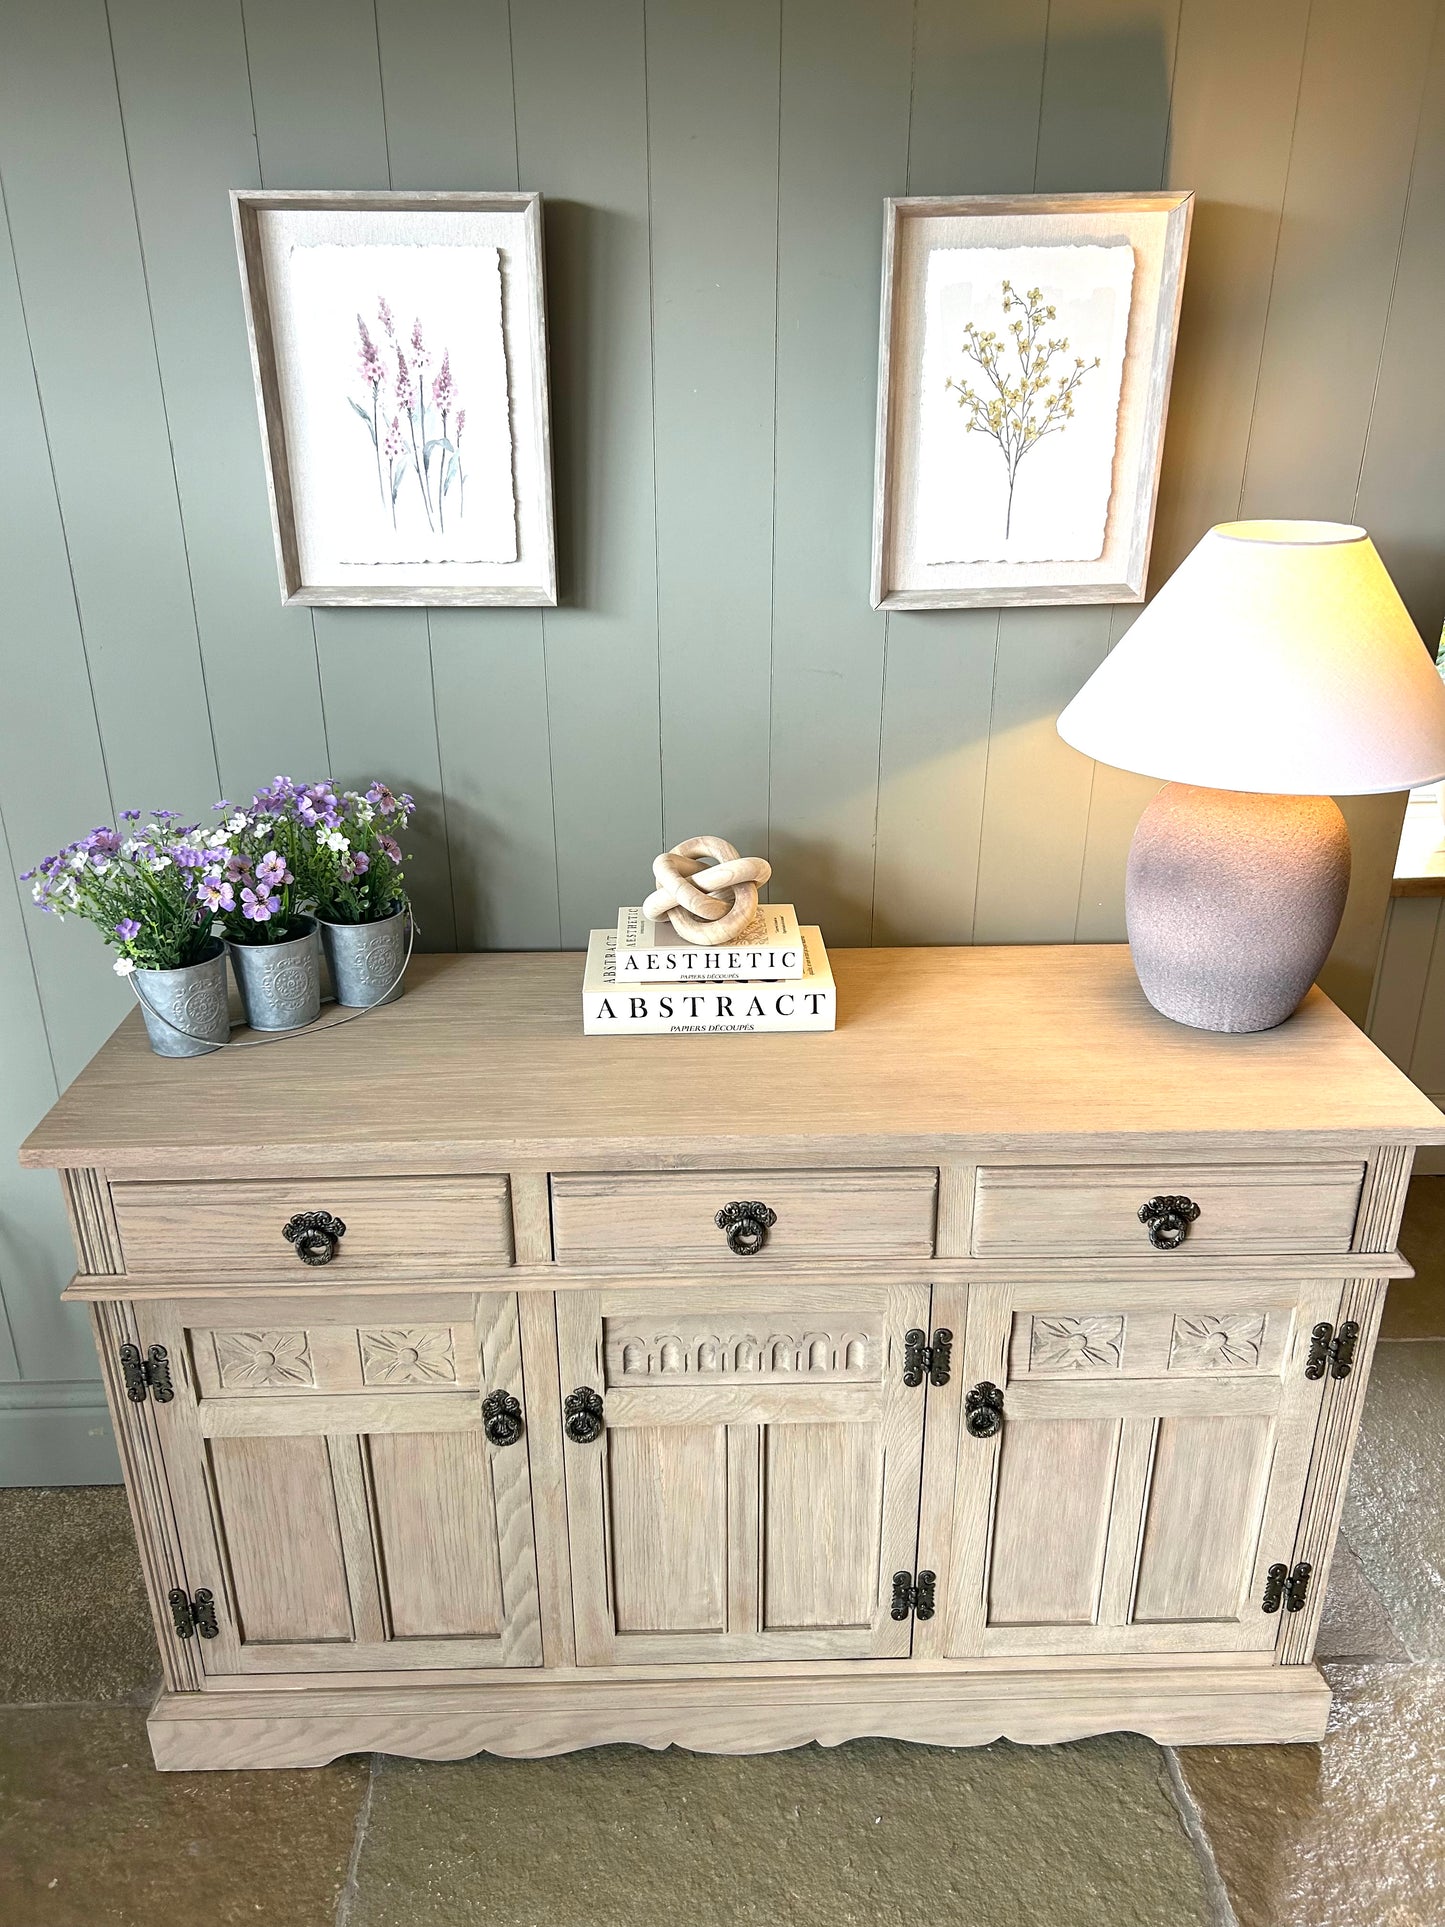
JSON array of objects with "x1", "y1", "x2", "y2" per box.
[
  {"x1": 964, "y1": 1381, "x2": 1004, "y2": 1438},
  {"x1": 283, "y1": 1211, "x2": 347, "y2": 1266},
  {"x1": 564, "y1": 1386, "x2": 605, "y2": 1444},
  {"x1": 1138, "y1": 1195, "x2": 1200, "y2": 1251},
  {"x1": 715, "y1": 1201, "x2": 777, "y2": 1256},
  {"x1": 482, "y1": 1390, "x2": 524, "y2": 1447}
]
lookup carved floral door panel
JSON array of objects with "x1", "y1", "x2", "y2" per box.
[
  {"x1": 556, "y1": 1283, "x2": 930, "y2": 1665},
  {"x1": 138, "y1": 1292, "x2": 542, "y2": 1675},
  {"x1": 938, "y1": 1281, "x2": 1337, "y2": 1658}
]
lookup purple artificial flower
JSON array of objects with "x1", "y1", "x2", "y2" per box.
[
  {"x1": 432, "y1": 350, "x2": 454, "y2": 414},
  {"x1": 394, "y1": 348, "x2": 414, "y2": 414},
  {"x1": 240, "y1": 885, "x2": 280, "y2": 923},
  {"x1": 378, "y1": 294, "x2": 395, "y2": 341},
  {"x1": 400, "y1": 793, "x2": 416, "y2": 817},
  {"x1": 256, "y1": 850, "x2": 291, "y2": 889},
  {"x1": 114, "y1": 918, "x2": 141, "y2": 943},
  {"x1": 120, "y1": 809, "x2": 142, "y2": 822},
  {"x1": 251, "y1": 776, "x2": 298, "y2": 813},
  {"x1": 365, "y1": 781, "x2": 398, "y2": 813},
  {"x1": 169, "y1": 845, "x2": 206, "y2": 869},
  {"x1": 351, "y1": 851, "x2": 370, "y2": 875},
  {"x1": 224, "y1": 850, "x2": 252, "y2": 882},
  {"x1": 197, "y1": 874, "x2": 235, "y2": 914},
  {"x1": 377, "y1": 835, "x2": 402, "y2": 865},
  {"x1": 297, "y1": 783, "x2": 340, "y2": 829},
  {"x1": 357, "y1": 315, "x2": 385, "y2": 390}
]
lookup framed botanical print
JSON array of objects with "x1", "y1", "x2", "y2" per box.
[
  {"x1": 870, "y1": 191, "x2": 1193, "y2": 610},
  {"x1": 233, "y1": 189, "x2": 556, "y2": 607}
]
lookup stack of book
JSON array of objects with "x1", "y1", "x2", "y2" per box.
[{"x1": 582, "y1": 903, "x2": 835, "y2": 1035}]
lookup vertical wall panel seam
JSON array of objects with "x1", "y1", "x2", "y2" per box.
[
  {"x1": 371, "y1": 0, "x2": 394, "y2": 187},
  {"x1": 1349, "y1": 0, "x2": 1442, "y2": 518},
  {"x1": 102, "y1": 0, "x2": 223, "y2": 803},
  {"x1": 1161, "y1": 0, "x2": 1186, "y2": 178},
  {"x1": 424, "y1": 611, "x2": 461, "y2": 944},
  {"x1": 235, "y1": 0, "x2": 264, "y2": 176},
  {"x1": 1405, "y1": 897, "x2": 1443, "y2": 1076},
  {"x1": 867, "y1": 0, "x2": 921, "y2": 946},
  {"x1": 763, "y1": 0, "x2": 785, "y2": 873},
  {"x1": 1030, "y1": 0, "x2": 1054, "y2": 191},
  {"x1": 1232, "y1": 0, "x2": 1316, "y2": 517},
  {"x1": 0, "y1": 171, "x2": 117, "y2": 825},
  {"x1": 239, "y1": 0, "x2": 329, "y2": 777},
  {"x1": 642, "y1": 0, "x2": 666, "y2": 847},
  {"x1": 0, "y1": 798, "x2": 61, "y2": 1108},
  {"x1": 505, "y1": 0, "x2": 522, "y2": 191},
  {"x1": 966, "y1": 615, "x2": 1003, "y2": 944}
]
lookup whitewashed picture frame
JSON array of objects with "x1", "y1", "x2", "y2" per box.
[
  {"x1": 233, "y1": 190, "x2": 556, "y2": 608},
  {"x1": 871, "y1": 192, "x2": 1193, "y2": 610}
]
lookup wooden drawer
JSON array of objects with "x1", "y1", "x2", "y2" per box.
[
  {"x1": 108, "y1": 1176, "x2": 514, "y2": 1278},
  {"x1": 549, "y1": 1169, "x2": 938, "y2": 1266},
  {"x1": 971, "y1": 1162, "x2": 1365, "y2": 1258}
]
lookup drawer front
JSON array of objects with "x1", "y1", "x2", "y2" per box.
[
  {"x1": 550, "y1": 1169, "x2": 938, "y2": 1266},
  {"x1": 971, "y1": 1163, "x2": 1365, "y2": 1258},
  {"x1": 109, "y1": 1175, "x2": 514, "y2": 1277}
]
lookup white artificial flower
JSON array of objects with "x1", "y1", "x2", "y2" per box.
[
  {"x1": 113, "y1": 956, "x2": 136, "y2": 976},
  {"x1": 148, "y1": 855, "x2": 173, "y2": 872},
  {"x1": 226, "y1": 813, "x2": 248, "y2": 833},
  {"x1": 354, "y1": 802, "x2": 375, "y2": 824},
  {"x1": 207, "y1": 828, "x2": 231, "y2": 849},
  {"x1": 321, "y1": 829, "x2": 350, "y2": 853}
]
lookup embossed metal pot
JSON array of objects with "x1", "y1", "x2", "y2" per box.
[
  {"x1": 132, "y1": 939, "x2": 231, "y2": 1058},
  {"x1": 318, "y1": 903, "x2": 409, "y2": 1009},
  {"x1": 227, "y1": 917, "x2": 321, "y2": 1031}
]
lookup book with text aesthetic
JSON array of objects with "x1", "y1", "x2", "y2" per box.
[
  {"x1": 613, "y1": 902, "x2": 805, "y2": 981},
  {"x1": 583, "y1": 925, "x2": 835, "y2": 1034}
]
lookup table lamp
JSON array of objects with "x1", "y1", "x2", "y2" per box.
[{"x1": 1057, "y1": 520, "x2": 1445, "y2": 1033}]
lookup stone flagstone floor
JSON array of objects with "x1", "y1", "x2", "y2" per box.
[{"x1": 3, "y1": 1181, "x2": 1444, "y2": 1927}]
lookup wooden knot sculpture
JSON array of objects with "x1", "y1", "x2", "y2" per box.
[{"x1": 642, "y1": 835, "x2": 773, "y2": 945}]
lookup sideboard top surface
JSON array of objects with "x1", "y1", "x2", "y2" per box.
[{"x1": 21, "y1": 946, "x2": 1445, "y2": 1173}]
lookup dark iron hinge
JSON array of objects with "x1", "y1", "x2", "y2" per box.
[
  {"x1": 168, "y1": 1586, "x2": 219, "y2": 1640},
  {"x1": 1262, "y1": 1559, "x2": 1312, "y2": 1615},
  {"x1": 1304, "y1": 1320, "x2": 1360, "y2": 1381},
  {"x1": 119, "y1": 1342, "x2": 174, "y2": 1404},
  {"x1": 889, "y1": 1569, "x2": 937, "y2": 1622},
  {"x1": 902, "y1": 1329, "x2": 953, "y2": 1388}
]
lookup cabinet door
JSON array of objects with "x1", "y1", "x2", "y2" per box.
[
  {"x1": 557, "y1": 1284, "x2": 929, "y2": 1665},
  {"x1": 139, "y1": 1293, "x2": 541, "y2": 1675},
  {"x1": 940, "y1": 1282, "x2": 1335, "y2": 1658}
]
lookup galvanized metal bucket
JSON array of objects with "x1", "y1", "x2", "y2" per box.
[
  {"x1": 227, "y1": 917, "x2": 321, "y2": 1031},
  {"x1": 318, "y1": 903, "x2": 410, "y2": 1009},
  {"x1": 132, "y1": 940, "x2": 231, "y2": 1057}
]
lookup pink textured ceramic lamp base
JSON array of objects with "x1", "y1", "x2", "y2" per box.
[{"x1": 1125, "y1": 784, "x2": 1352, "y2": 1033}]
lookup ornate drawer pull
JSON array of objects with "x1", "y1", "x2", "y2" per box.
[
  {"x1": 964, "y1": 1381, "x2": 1004, "y2": 1438},
  {"x1": 715, "y1": 1201, "x2": 777, "y2": 1256},
  {"x1": 282, "y1": 1211, "x2": 347, "y2": 1266},
  {"x1": 1138, "y1": 1195, "x2": 1200, "y2": 1250},
  {"x1": 482, "y1": 1390, "x2": 524, "y2": 1447},
  {"x1": 564, "y1": 1386, "x2": 605, "y2": 1443}
]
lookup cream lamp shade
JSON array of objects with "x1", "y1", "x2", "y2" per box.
[{"x1": 1057, "y1": 521, "x2": 1445, "y2": 795}]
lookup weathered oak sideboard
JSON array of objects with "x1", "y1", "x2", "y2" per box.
[{"x1": 22, "y1": 946, "x2": 1443, "y2": 1771}]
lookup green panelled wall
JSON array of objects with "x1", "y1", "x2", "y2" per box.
[{"x1": 0, "y1": 0, "x2": 1442, "y2": 1480}]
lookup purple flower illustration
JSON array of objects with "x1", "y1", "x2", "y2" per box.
[
  {"x1": 355, "y1": 315, "x2": 388, "y2": 506},
  {"x1": 349, "y1": 296, "x2": 466, "y2": 538},
  {"x1": 114, "y1": 918, "x2": 141, "y2": 943}
]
